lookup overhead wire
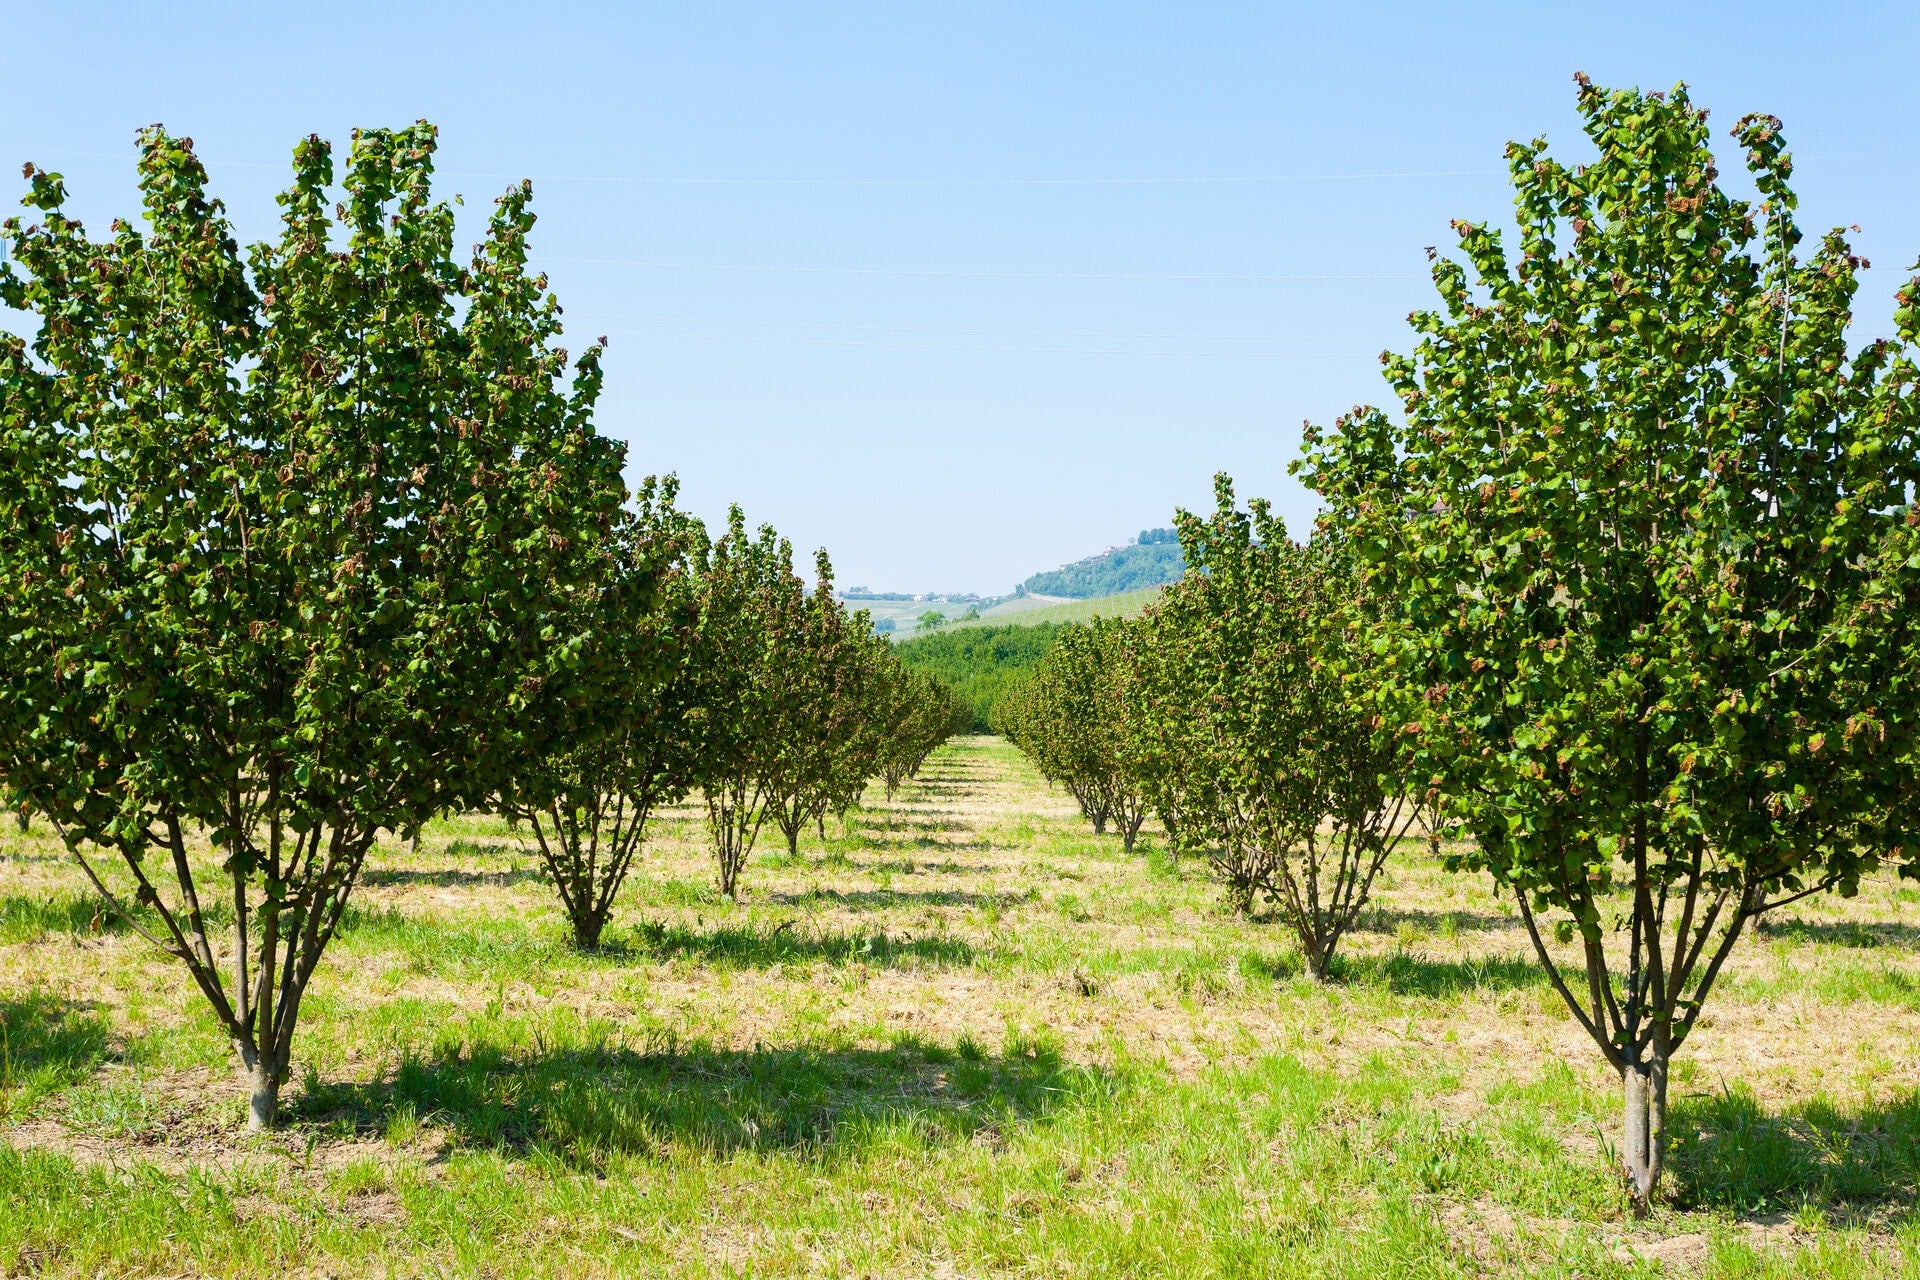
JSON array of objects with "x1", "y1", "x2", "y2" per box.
[
  {"x1": 569, "y1": 309, "x2": 1395, "y2": 342},
  {"x1": 5, "y1": 146, "x2": 1507, "y2": 184},
  {"x1": 597, "y1": 326, "x2": 1382, "y2": 358},
  {"x1": 537, "y1": 255, "x2": 1418, "y2": 281},
  {"x1": 11, "y1": 143, "x2": 1912, "y2": 184}
]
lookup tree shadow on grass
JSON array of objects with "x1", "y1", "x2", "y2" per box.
[
  {"x1": 630, "y1": 919, "x2": 975, "y2": 970},
  {"x1": 799, "y1": 855, "x2": 1001, "y2": 878},
  {"x1": 912, "y1": 860, "x2": 1003, "y2": 877},
  {"x1": 1330, "y1": 951, "x2": 1548, "y2": 998},
  {"x1": 360, "y1": 867, "x2": 548, "y2": 890},
  {"x1": 894, "y1": 783, "x2": 974, "y2": 799},
  {"x1": 765, "y1": 886, "x2": 1004, "y2": 911},
  {"x1": 1752, "y1": 918, "x2": 1920, "y2": 950},
  {"x1": 849, "y1": 834, "x2": 998, "y2": 857},
  {"x1": 0, "y1": 994, "x2": 111, "y2": 1104},
  {"x1": 852, "y1": 817, "x2": 975, "y2": 836},
  {"x1": 290, "y1": 1033, "x2": 1104, "y2": 1168},
  {"x1": 1351, "y1": 906, "x2": 1514, "y2": 936},
  {"x1": 1668, "y1": 1086, "x2": 1920, "y2": 1215},
  {"x1": 848, "y1": 807, "x2": 974, "y2": 825}
]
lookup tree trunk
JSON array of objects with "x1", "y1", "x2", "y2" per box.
[
  {"x1": 708, "y1": 790, "x2": 752, "y2": 902},
  {"x1": 1621, "y1": 1058, "x2": 1667, "y2": 1215},
  {"x1": 1224, "y1": 873, "x2": 1255, "y2": 916},
  {"x1": 572, "y1": 911, "x2": 605, "y2": 951},
  {"x1": 1301, "y1": 933, "x2": 1332, "y2": 982},
  {"x1": 245, "y1": 1054, "x2": 279, "y2": 1132}
]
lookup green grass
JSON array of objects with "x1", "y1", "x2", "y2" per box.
[
  {"x1": 0, "y1": 993, "x2": 111, "y2": 1118},
  {"x1": 7, "y1": 1045, "x2": 1912, "y2": 1277},
  {"x1": 2, "y1": 736, "x2": 1917, "y2": 1276},
  {"x1": 952, "y1": 585, "x2": 1162, "y2": 630}
]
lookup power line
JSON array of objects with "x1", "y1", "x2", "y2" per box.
[
  {"x1": 570, "y1": 308, "x2": 1395, "y2": 342},
  {"x1": 12, "y1": 143, "x2": 1913, "y2": 185},
  {"x1": 541, "y1": 255, "x2": 1418, "y2": 282},
  {"x1": 599, "y1": 326, "x2": 1380, "y2": 358},
  {"x1": 2, "y1": 147, "x2": 1501, "y2": 184},
  {"x1": 447, "y1": 167, "x2": 1508, "y2": 187},
  {"x1": 410, "y1": 151, "x2": 1920, "y2": 184}
]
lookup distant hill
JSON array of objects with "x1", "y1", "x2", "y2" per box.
[
  {"x1": 1020, "y1": 528, "x2": 1183, "y2": 598},
  {"x1": 843, "y1": 527, "x2": 1184, "y2": 635}
]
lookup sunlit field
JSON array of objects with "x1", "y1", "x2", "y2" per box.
[{"x1": 3, "y1": 736, "x2": 1916, "y2": 1277}]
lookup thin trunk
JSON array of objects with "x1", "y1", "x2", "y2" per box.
[
  {"x1": 232, "y1": 858, "x2": 249, "y2": 1030},
  {"x1": 245, "y1": 1050, "x2": 278, "y2": 1132},
  {"x1": 1222, "y1": 853, "x2": 1257, "y2": 915},
  {"x1": 709, "y1": 784, "x2": 754, "y2": 901},
  {"x1": 574, "y1": 911, "x2": 605, "y2": 950},
  {"x1": 254, "y1": 824, "x2": 282, "y2": 1104},
  {"x1": 1621, "y1": 1057, "x2": 1667, "y2": 1215},
  {"x1": 1303, "y1": 936, "x2": 1331, "y2": 982}
]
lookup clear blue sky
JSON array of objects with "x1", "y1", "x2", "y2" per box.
[{"x1": 6, "y1": 2, "x2": 1918, "y2": 594}]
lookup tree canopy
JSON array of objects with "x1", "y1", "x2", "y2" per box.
[
  {"x1": 894, "y1": 622, "x2": 1061, "y2": 731},
  {"x1": 762, "y1": 552, "x2": 894, "y2": 859},
  {"x1": 0, "y1": 124, "x2": 627, "y2": 1127},
  {"x1": 494, "y1": 478, "x2": 706, "y2": 949},
  {"x1": 996, "y1": 618, "x2": 1149, "y2": 852},
  {"x1": 1299, "y1": 76, "x2": 1920, "y2": 1208},
  {"x1": 1130, "y1": 475, "x2": 1420, "y2": 971}
]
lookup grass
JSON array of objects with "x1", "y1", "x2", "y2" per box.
[
  {"x1": 1, "y1": 736, "x2": 1917, "y2": 1276},
  {"x1": 906, "y1": 586, "x2": 1164, "y2": 636}
]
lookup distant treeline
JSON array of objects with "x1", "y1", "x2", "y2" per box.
[
  {"x1": 1021, "y1": 538, "x2": 1183, "y2": 599},
  {"x1": 894, "y1": 623, "x2": 1060, "y2": 731}
]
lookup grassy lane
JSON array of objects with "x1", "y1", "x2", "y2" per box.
[{"x1": 2, "y1": 737, "x2": 1917, "y2": 1276}]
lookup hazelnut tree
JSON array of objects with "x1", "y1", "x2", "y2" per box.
[
  {"x1": 996, "y1": 619, "x2": 1150, "y2": 852},
  {"x1": 0, "y1": 127, "x2": 626, "y2": 1128},
  {"x1": 1299, "y1": 78, "x2": 1920, "y2": 1209},
  {"x1": 688, "y1": 508, "x2": 803, "y2": 900},
  {"x1": 494, "y1": 478, "x2": 705, "y2": 949},
  {"x1": 1130, "y1": 475, "x2": 1421, "y2": 969}
]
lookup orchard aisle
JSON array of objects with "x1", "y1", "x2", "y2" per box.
[{"x1": 1, "y1": 736, "x2": 1917, "y2": 1276}]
